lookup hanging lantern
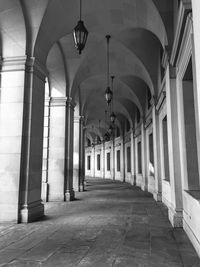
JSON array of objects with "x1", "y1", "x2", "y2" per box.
[
  {"x1": 108, "y1": 124, "x2": 113, "y2": 135},
  {"x1": 104, "y1": 35, "x2": 112, "y2": 105},
  {"x1": 105, "y1": 86, "x2": 113, "y2": 105},
  {"x1": 73, "y1": 0, "x2": 88, "y2": 54},
  {"x1": 110, "y1": 111, "x2": 116, "y2": 123}
]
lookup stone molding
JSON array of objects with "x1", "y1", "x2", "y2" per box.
[
  {"x1": 0, "y1": 56, "x2": 47, "y2": 81},
  {"x1": 66, "y1": 97, "x2": 76, "y2": 109},
  {"x1": 0, "y1": 56, "x2": 26, "y2": 71},
  {"x1": 50, "y1": 97, "x2": 68, "y2": 107}
]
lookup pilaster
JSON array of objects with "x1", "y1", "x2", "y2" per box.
[
  {"x1": 65, "y1": 98, "x2": 75, "y2": 201},
  {"x1": 79, "y1": 116, "x2": 85, "y2": 191},
  {"x1": 141, "y1": 122, "x2": 148, "y2": 191},
  {"x1": 166, "y1": 65, "x2": 183, "y2": 227},
  {"x1": 19, "y1": 57, "x2": 46, "y2": 223},
  {"x1": 152, "y1": 98, "x2": 162, "y2": 202},
  {"x1": 48, "y1": 97, "x2": 67, "y2": 202}
]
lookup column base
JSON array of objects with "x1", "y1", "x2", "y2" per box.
[
  {"x1": 168, "y1": 207, "x2": 183, "y2": 228},
  {"x1": 20, "y1": 201, "x2": 44, "y2": 223},
  {"x1": 79, "y1": 184, "x2": 85, "y2": 192},
  {"x1": 141, "y1": 183, "x2": 148, "y2": 191},
  {"x1": 65, "y1": 190, "x2": 75, "y2": 201},
  {"x1": 41, "y1": 182, "x2": 49, "y2": 202},
  {"x1": 153, "y1": 191, "x2": 162, "y2": 202}
]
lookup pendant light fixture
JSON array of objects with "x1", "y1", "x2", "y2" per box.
[
  {"x1": 110, "y1": 76, "x2": 116, "y2": 123},
  {"x1": 73, "y1": 0, "x2": 88, "y2": 54},
  {"x1": 104, "y1": 35, "x2": 113, "y2": 105}
]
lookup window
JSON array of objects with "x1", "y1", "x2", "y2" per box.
[
  {"x1": 162, "y1": 116, "x2": 170, "y2": 181},
  {"x1": 87, "y1": 155, "x2": 91, "y2": 170},
  {"x1": 97, "y1": 154, "x2": 101, "y2": 171},
  {"x1": 127, "y1": 147, "x2": 131, "y2": 173},
  {"x1": 117, "y1": 150, "x2": 120, "y2": 172},
  {"x1": 107, "y1": 152, "x2": 110, "y2": 171}
]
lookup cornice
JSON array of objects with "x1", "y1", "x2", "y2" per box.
[
  {"x1": 170, "y1": 0, "x2": 192, "y2": 66},
  {"x1": 176, "y1": 12, "x2": 193, "y2": 79},
  {"x1": 50, "y1": 97, "x2": 68, "y2": 107}
]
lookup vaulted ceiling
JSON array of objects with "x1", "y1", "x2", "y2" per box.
[{"x1": 0, "y1": 0, "x2": 174, "y2": 141}]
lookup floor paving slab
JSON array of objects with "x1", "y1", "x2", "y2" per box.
[{"x1": 0, "y1": 178, "x2": 199, "y2": 267}]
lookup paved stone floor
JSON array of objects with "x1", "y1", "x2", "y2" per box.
[{"x1": 0, "y1": 179, "x2": 200, "y2": 267}]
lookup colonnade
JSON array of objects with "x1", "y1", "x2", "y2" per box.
[{"x1": 85, "y1": 5, "x2": 200, "y2": 257}]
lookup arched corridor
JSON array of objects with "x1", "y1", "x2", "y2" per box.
[
  {"x1": 1, "y1": 0, "x2": 200, "y2": 264},
  {"x1": 0, "y1": 179, "x2": 199, "y2": 266}
]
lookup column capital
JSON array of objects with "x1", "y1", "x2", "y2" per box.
[
  {"x1": 0, "y1": 56, "x2": 48, "y2": 82},
  {"x1": 26, "y1": 57, "x2": 48, "y2": 80},
  {"x1": 50, "y1": 97, "x2": 68, "y2": 106},
  {"x1": 66, "y1": 97, "x2": 76, "y2": 109},
  {"x1": 169, "y1": 65, "x2": 178, "y2": 79},
  {"x1": 150, "y1": 95, "x2": 157, "y2": 107}
]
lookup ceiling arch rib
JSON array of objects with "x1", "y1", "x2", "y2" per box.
[
  {"x1": 20, "y1": 0, "x2": 49, "y2": 57},
  {"x1": 46, "y1": 42, "x2": 66, "y2": 97}
]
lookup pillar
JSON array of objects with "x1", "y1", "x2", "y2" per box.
[
  {"x1": 152, "y1": 100, "x2": 162, "y2": 201},
  {"x1": 141, "y1": 122, "x2": 148, "y2": 191},
  {"x1": 48, "y1": 97, "x2": 66, "y2": 201},
  {"x1": 112, "y1": 138, "x2": 115, "y2": 180},
  {"x1": 102, "y1": 142, "x2": 106, "y2": 179},
  {"x1": 91, "y1": 146, "x2": 95, "y2": 177},
  {"x1": 79, "y1": 116, "x2": 85, "y2": 191},
  {"x1": 166, "y1": 66, "x2": 183, "y2": 227},
  {"x1": 73, "y1": 116, "x2": 80, "y2": 192},
  {"x1": 0, "y1": 56, "x2": 45, "y2": 223},
  {"x1": 64, "y1": 98, "x2": 75, "y2": 201},
  {"x1": 41, "y1": 96, "x2": 50, "y2": 202},
  {"x1": 130, "y1": 129, "x2": 135, "y2": 185},
  {"x1": 121, "y1": 134, "x2": 126, "y2": 182}
]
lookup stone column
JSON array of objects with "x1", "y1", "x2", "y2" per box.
[
  {"x1": 141, "y1": 122, "x2": 148, "y2": 191},
  {"x1": 64, "y1": 98, "x2": 75, "y2": 201},
  {"x1": 41, "y1": 96, "x2": 50, "y2": 202},
  {"x1": 102, "y1": 142, "x2": 106, "y2": 179},
  {"x1": 112, "y1": 138, "x2": 115, "y2": 180},
  {"x1": 91, "y1": 146, "x2": 95, "y2": 177},
  {"x1": 19, "y1": 58, "x2": 46, "y2": 223},
  {"x1": 121, "y1": 134, "x2": 126, "y2": 182},
  {"x1": 130, "y1": 129, "x2": 135, "y2": 185},
  {"x1": 48, "y1": 97, "x2": 66, "y2": 201},
  {"x1": 166, "y1": 66, "x2": 183, "y2": 227},
  {"x1": 73, "y1": 116, "x2": 80, "y2": 192},
  {"x1": 79, "y1": 116, "x2": 85, "y2": 191},
  {"x1": 152, "y1": 100, "x2": 162, "y2": 201},
  {"x1": 0, "y1": 56, "x2": 46, "y2": 223}
]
